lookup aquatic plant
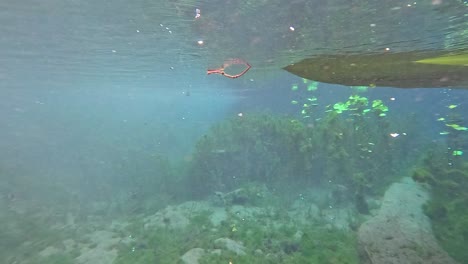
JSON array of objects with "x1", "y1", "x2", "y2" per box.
[
  {"x1": 327, "y1": 95, "x2": 389, "y2": 118},
  {"x1": 187, "y1": 106, "x2": 410, "y2": 215},
  {"x1": 371, "y1": 99, "x2": 389, "y2": 117},
  {"x1": 113, "y1": 200, "x2": 360, "y2": 264},
  {"x1": 436, "y1": 107, "x2": 467, "y2": 167},
  {"x1": 200, "y1": 222, "x2": 359, "y2": 264},
  {"x1": 115, "y1": 210, "x2": 218, "y2": 264},
  {"x1": 187, "y1": 114, "x2": 313, "y2": 197},
  {"x1": 318, "y1": 101, "x2": 399, "y2": 195},
  {"x1": 31, "y1": 254, "x2": 74, "y2": 264},
  {"x1": 415, "y1": 147, "x2": 468, "y2": 263},
  {"x1": 290, "y1": 79, "x2": 320, "y2": 119},
  {"x1": 0, "y1": 207, "x2": 80, "y2": 264}
]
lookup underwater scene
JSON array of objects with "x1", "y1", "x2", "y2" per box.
[{"x1": 0, "y1": 0, "x2": 467, "y2": 263}]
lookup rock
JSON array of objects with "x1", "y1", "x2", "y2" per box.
[
  {"x1": 39, "y1": 246, "x2": 60, "y2": 257},
  {"x1": 214, "y1": 238, "x2": 246, "y2": 255},
  {"x1": 321, "y1": 207, "x2": 354, "y2": 230},
  {"x1": 229, "y1": 205, "x2": 265, "y2": 220},
  {"x1": 62, "y1": 239, "x2": 76, "y2": 252},
  {"x1": 144, "y1": 205, "x2": 190, "y2": 230},
  {"x1": 211, "y1": 249, "x2": 222, "y2": 255},
  {"x1": 180, "y1": 248, "x2": 205, "y2": 264},
  {"x1": 76, "y1": 247, "x2": 117, "y2": 264},
  {"x1": 288, "y1": 200, "x2": 320, "y2": 225},
  {"x1": 358, "y1": 178, "x2": 459, "y2": 264},
  {"x1": 254, "y1": 249, "x2": 263, "y2": 255},
  {"x1": 293, "y1": 230, "x2": 304, "y2": 241},
  {"x1": 209, "y1": 207, "x2": 227, "y2": 226},
  {"x1": 144, "y1": 201, "x2": 211, "y2": 230},
  {"x1": 75, "y1": 230, "x2": 120, "y2": 264}
]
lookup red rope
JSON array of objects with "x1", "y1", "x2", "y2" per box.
[{"x1": 207, "y1": 59, "x2": 251, "y2": 79}]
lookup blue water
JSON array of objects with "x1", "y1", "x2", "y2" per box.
[{"x1": 0, "y1": 0, "x2": 467, "y2": 263}]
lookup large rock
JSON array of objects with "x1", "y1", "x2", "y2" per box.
[
  {"x1": 144, "y1": 201, "x2": 212, "y2": 230},
  {"x1": 214, "y1": 238, "x2": 246, "y2": 255},
  {"x1": 75, "y1": 231, "x2": 120, "y2": 264},
  {"x1": 180, "y1": 248, "x2": 205, "y2": 264},
  {"x1": 358, "y1": 178, "x2": 459, "y2": 264}
]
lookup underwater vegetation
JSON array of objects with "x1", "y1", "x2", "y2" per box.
[
  {"x1": 187, "y1": 114, "x2": 311, "y2": 195},
  {"x1": 113, "y1": 202, "x2": 359, "y2": 264},
  {"x1": 187, "y1": 103, "x2": 418, "y2": 213},
  {"x1": 3, "y1": 101, "x2": 464, "y2": 264},
  {"x1": 416, "y1": 99, "x2": 468, "y2": 263},
  {"x1": 0, "y1": 208, "x2": 80, "y2": 264},
  {"x1": 413, "y1": 147, "x2": 468, "y2": 263}
]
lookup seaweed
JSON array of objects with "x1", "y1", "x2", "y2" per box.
[
  {"x1": 186, "y1": 109, "x2": 411, "y2": 214},
  {"x1": 417, "y1": 148, "x2": 468, "y2": 263}
]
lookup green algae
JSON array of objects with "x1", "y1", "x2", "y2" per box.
[
  {"x1": 417, "y1": 149, "x2": 468, "y2": 263},
  {"x1": 30, "y1": 254, "x2": 74, "y2": 264},
  {"x1": 187, "y1": 111, "x2": 411, "y2": 213},
  {"x1": 200, "y1": 223, "x2": 358, "y2": 264},
  {"x1": 112, "y1": 191, "x2": 360, "y2": 264}
]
